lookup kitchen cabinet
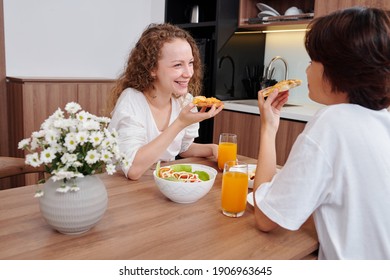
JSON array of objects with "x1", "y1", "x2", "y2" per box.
[
  {"x1": 239, "y1": 0, "x2": 390, "y2": 31},
  {"x1": 5, "y1": 77, "x2": 115, "y2": 187},
  {"x1": 165, "y1": 0, "x2": 239, "y2": 143},
  {"x1": 213, "y1": 110, "x2": 306, "y2": 166}
]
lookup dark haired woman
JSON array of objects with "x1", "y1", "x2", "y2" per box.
[
  {"x1": 253, "y1": 7, "x2": 390, "y2": 259},
  {"x1": 108, "y1": 23, "x2": 223, "y2": 180}
]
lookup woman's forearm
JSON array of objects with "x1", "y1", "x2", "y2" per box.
[
  {"x1": 180, "y1": 143, "x2": 217, "y2": 158},
  {"x1": 127, "y1": 120, "x2": 187, "y2": 180}
]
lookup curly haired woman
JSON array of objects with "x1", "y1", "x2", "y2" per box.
[{"x1": 108, "y1": 23, "x2": 223, "y2": 180}]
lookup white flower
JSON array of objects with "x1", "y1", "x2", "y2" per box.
[
  {"x1": 64, "y1": 133, "x2": 78, "y2": 152},
  {"x1": 86, "y1": 150, "x2": 100, "y2": 164},
  {"x1": 82, "y1": 119, "x2": 100, "y2": 131},
  {"x1": 106, "y1": 164, "x2": 116, "y2": 175},
  {"x1": 34, "y1": 190, "x2": 44, "y2": 198},
  {"x1": 71, "y1": 161, "x2": 83, "y2": 168},
  {"x1": 100, "y1": 150, "x2": 113, "y2": 163},
  {"x1": 76, "y1": 131, "x2": 89, "y2": 145},
  {"x1": 56, "y1": 185, "x2": 71, "y2": 193},
  {"x1": 18, "y1": 138, "x2": 31, "y2": 150},
  {"x1": 70, "y1": 185, "x2": 80, "y2": 192},
  {"x1": 44, "y1": 129, "x2": 61, "y2": 144},
  {"x1": 32, "y1": 130, "x2": 45, "y2": 139},
  {"x1": 98, "y1": 116, "x2": 111, "y2": 124},
  {"x1": 61, "y1": 153, "x2": 78, "y2": 165},
  {"x1": 30, "y1": 137, "x2": 40, "y2": 150},
  {"x1": 52, "y1": 170, "x2": 83, "y2": 182},
  {"x1": 51, "y1": 108, "x2": 64, "y2": 119},
  {"x1": 76, "y1": 111, "x2": 88, "y2": 122},
  {"x1": 89, "y1": 131, "x2": 104, "y2": 147},
  {"x1": 40, "y1": 148, "x2": 57, "y2": 164},
  {"x1": 65, "y1": 102, "x2": 82, "y2": 114},
  {"x1": 26, "y1": 153, "x2": 41, "y2": 167},
  {"x1": 100, "y1": 138, "x2": 112, "y2": 149}
]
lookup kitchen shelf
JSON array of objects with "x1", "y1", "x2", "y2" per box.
[
  {"x1": 175, "y1": 21, "x2": 217, "y2": 28},
  {"x1": 239, "y1": 0, "x2": 315, "y2": 31},
  {"x1": 238, "y1": 21, "x2": 310, "y2": 31}
]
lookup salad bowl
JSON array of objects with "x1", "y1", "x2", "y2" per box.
[{"x1": 153, "y1": 163, "x2": 218, "y2": 203}]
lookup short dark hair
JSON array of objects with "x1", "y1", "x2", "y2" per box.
[{"x1": 305, "y1": 7, "x2": 390, "y2": 110}]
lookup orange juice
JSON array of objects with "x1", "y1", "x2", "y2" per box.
[
  {"x1": 221, "y1": 171, "x2": 248, "y2": 217},
  {"x1": 218, "y1": 142, "x2": 237, "y2": 170}
]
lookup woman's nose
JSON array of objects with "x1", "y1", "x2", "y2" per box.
[{"x1": 183, "y1": 65, "x2": 193, "y2": 77}]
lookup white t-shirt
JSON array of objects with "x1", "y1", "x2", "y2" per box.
[
  {"x1": 255, "y1": 104, "x2": 390, "y2": 259},
  {"x1": 108, "y1": 88, "x2": 199, "y2": 176}
]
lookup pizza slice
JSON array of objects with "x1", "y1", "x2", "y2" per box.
[
  {"x1": 260, "y1": 79, "x2": 302, "y2": 97},
  {"x1": 192, "y1": 96, "x2": 223, "y2": 107}
]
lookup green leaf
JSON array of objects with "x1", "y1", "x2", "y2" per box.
[
  {"x1": 170, "y1": 164, "x2": 192, "y2": 173},
  {"x1": 194, "y1": 171, "x2": 210, "y2": 181}
]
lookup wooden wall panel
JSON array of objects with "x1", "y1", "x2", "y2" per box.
[
  {"x1": 6, "y1": 81, "x2": 24, "y2": 158},
  {"x1": 276, "y1": 119, "x2": 306, "y2": 165},
  {"x1": 213, "y1": 110, "x2": 306, "y2": 165},
  {"x1": 77, "y1": 82, "x2": 115, "y2": 117},
  {"x1": 22, "y1": 83, "x2": 78, "y2": 138}
]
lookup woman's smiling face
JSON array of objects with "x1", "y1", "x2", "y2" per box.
[{"x1": 151, "y1": 38, "x2": 194, "y2": 97}]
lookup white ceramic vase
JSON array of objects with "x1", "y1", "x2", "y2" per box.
[{"x1": 39, "y1": 175, "x2": 108, "y2": 235}]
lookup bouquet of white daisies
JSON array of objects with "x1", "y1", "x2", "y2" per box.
[{"x1": 18, "y1": 102, "x2": 128, "y2": 196}]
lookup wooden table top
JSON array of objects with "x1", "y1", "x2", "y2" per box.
[{"x1": 0, "y1": 156, "x2": 318, "y2": 260}]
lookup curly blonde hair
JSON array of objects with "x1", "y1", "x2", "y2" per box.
[{"x1": 107, "y1": 23, "x2": 203, "y2": 114}]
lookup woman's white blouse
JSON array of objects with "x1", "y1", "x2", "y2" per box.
[{"x1": 108, "y1": 88, "x2": 199, "y2": 176}]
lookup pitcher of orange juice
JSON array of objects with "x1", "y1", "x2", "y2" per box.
[
  {"x1": 217, "y1": 133, "x2": 237, "y2": 170},
  {"x1": 221, "y1": 160, "x2": 248, "y2": 218}
]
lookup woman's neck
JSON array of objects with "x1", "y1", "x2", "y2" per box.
[{"x1": 144, "y1": 89, "x2": 172, "y2": 108}]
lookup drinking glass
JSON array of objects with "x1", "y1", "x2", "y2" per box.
[
  {"x1": 221, "y1": 160, "x2": 248, "y2": 218},
  {"x1": 217, "y1": 133, "x2": 237, "y2": 170}
]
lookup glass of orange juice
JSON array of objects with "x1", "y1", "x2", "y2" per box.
[
  {"x1": 218, "y1": 133, "x2": 237, "y2": 170},
  {"x1": 221, "y1": 160, "x2": 248, "y2": 218}
]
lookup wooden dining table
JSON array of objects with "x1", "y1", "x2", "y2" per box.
[{"x1": 0, "y1": 155, "x2": 318, "y2": 260}]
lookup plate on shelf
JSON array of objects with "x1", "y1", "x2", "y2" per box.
[
  {"x1": 257, "y1": 10, "x2": 278, "y2": 18},
  {"x1": 256, "y1": 3, "x2": 280, "y2": 16}
]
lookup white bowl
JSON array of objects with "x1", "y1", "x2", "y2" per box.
[
  {"x1": 284, "y1": 6, "x2": 302, "y2": 16},
  {"x1": 153, "y1": 164, "x2": 218, "y2": 204}
]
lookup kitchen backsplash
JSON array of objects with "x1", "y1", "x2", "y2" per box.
[{"x1": 264, "y1": 31, "x2": 315, "y2": 105}]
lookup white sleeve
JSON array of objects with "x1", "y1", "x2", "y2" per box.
[
  {"x1": 180, "y1": 122, "x2": 199, "y2": 153},
  {"x1": 108, "y1": 95, "x2": 147, "y2": 177},
  {"x1": 255, "y1": 133, "x2": 334, "y2": 230}
]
